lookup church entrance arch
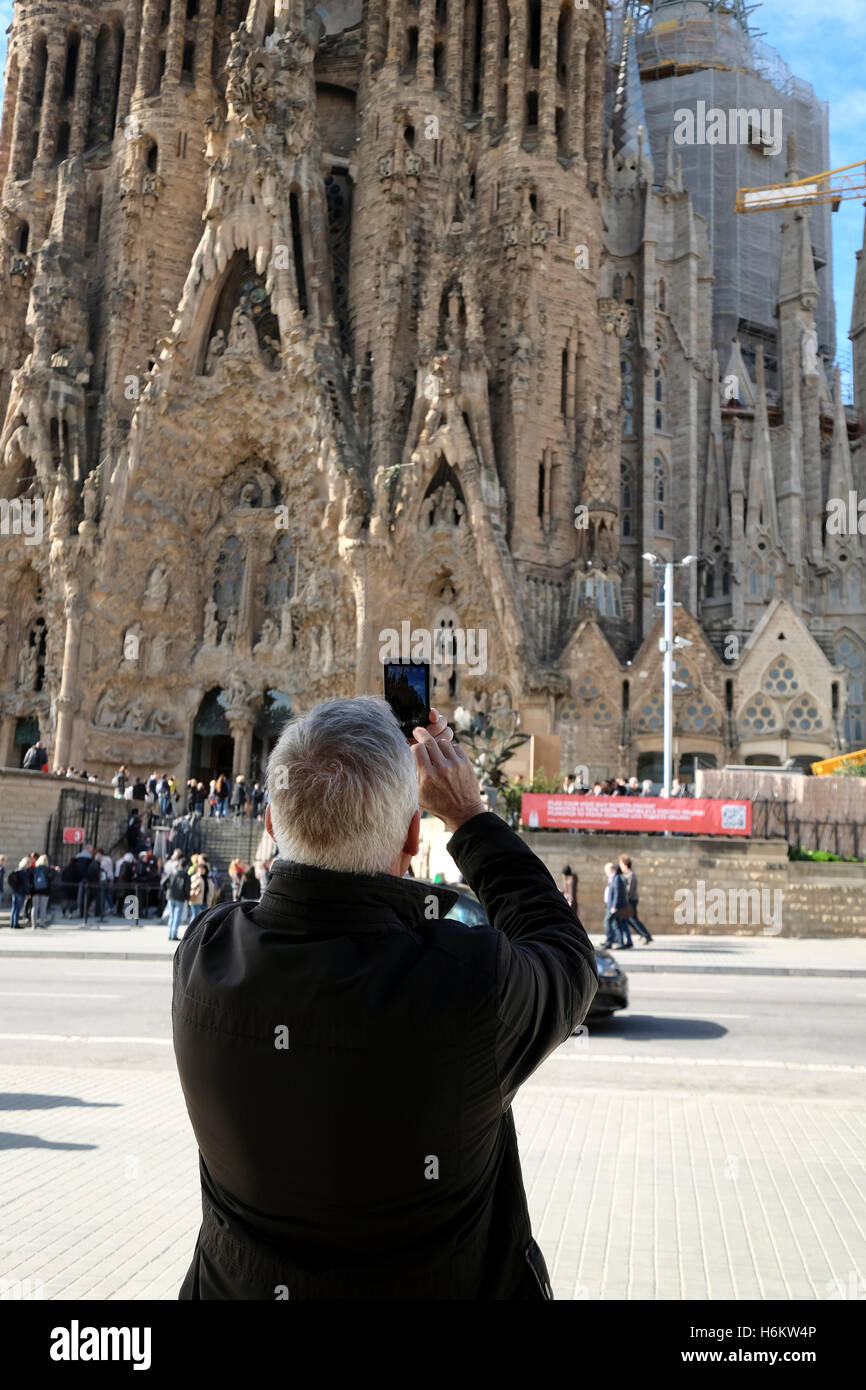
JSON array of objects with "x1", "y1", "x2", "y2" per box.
[
  {"x1": 190, "y1": 688, "x2": 234, "y2": 785},
  {"x1": 250, "y1": 690, "x2": 293, "y2": 785}
]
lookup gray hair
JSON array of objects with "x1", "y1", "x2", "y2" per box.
[{"x1": 266, "y1": 696, "x2": 419, "y2": 874}]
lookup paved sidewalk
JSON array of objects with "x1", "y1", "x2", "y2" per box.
[
  {"x1": 1, "y1": 1056, "x2": 863, "y2": 1300},
  {"x1": 1, "y1": 913, "x2": 865, "y2": 974}
]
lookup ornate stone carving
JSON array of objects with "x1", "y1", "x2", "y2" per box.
[{"x1": 143, "y1": 564, "x2": 169, "y2": 612}]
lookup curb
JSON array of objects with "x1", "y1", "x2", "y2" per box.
[
  {"x1": 616, "y1": 962, "x2": 866, "y2": 978},
  {"x1": 0, "y1": 947, "x2": 863, "y2": 977},
  {"x1": 0, "y1": 948, "x2": 177, "y2": 962}
]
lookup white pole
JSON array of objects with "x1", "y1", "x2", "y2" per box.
[{"x1": 663, "y1": 560, "x2": 674, "y2": 797}]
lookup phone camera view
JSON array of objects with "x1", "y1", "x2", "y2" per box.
[{"x1": 383, "y1": 662, "x2": 430, "y2": 736}]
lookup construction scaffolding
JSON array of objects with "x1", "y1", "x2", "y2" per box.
[{"x1": 607, "y1": 0, "x2": 835, "y2": 368}]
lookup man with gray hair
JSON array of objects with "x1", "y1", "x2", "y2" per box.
[{"x1": 173, "y1": 697, "x2": 597, "y2": 1300}]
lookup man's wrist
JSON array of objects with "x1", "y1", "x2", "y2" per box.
[{"x1": 443, "y1": 802, "x2": 488, "y2": 834}]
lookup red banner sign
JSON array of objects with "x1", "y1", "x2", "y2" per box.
[
  {"x1": 520, "y1": 794, "x2": 752, "y2": 836},
  {"x1": 62, "y1": 827, "x2": 85, "y2": 844}
]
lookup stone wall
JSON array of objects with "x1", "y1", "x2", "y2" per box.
[
  {"x1": 0, "y1": 769, "x2": 133, "y2": 881},
  {"x1": 418, "y1": 818, "x2": 866, "y2": 937}
]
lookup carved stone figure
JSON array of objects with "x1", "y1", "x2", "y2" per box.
[
  {"x1": 221, "y1": 609, "x2": 238, "y2": 646},
  {"x1": 203, "y1": 599, "x2": 218, "y2": 646},
  {"x1": 227, "y1": 307, "x2": 259, "y2": 355},
  {"x1": 204, "y1": 330, "x2": 226, "y2": 376},
  {"x1": 143, "y1": 564, "x2": 169, "y2": 611},
  {"x1": 255, "y1": 616, "x2": 279, "y2": 650},
  {"x1": 122, "y1": 697, "x2": 146, "y2": 730},
  {"x1": 146, "y1": 632, "x2": 168, "y2": 675},
  {"x1": 17, "y1": 641, "x2": 38, "y2": 690},
  {"x1": 95, "y1": 687, "x2": 120, "y2": 728},
  {"x1": 144, "y1": 707, "x2": 175, "y2": 734}
]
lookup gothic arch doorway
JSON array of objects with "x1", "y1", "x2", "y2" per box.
[
  {"x1": 190, "y1": 688, "x2": 233, "y2": 785},
  {"x1": 251, "y1": 689, "x2": 293, "y2": 784}
]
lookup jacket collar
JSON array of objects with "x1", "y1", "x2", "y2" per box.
[{"x1": 261, "y1": 857, "x2": 460, "y2": 933}]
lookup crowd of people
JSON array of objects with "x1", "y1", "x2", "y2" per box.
[
  {"x1": 0, "y1": 836, "x2": 275, "y2": 936},
  {"x1": 158, "y1": 850, "x2": 271, "y2": 939},
  {"x1": 20, "y1": 745, "x2": 272, "y2": 824},
  {"x1": 557, "y1": 774, "x2": 693, "y2": 798},
  {"x1": 109, "y1": 767, "x2": 268, "y2": 821}
]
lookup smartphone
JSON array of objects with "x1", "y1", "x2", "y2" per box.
[{"x1": 383, "y1": 661, "x2": 431, "y2": 738}]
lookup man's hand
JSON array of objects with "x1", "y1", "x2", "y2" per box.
[
  {"x1": 407, "y1": 706, "x2": 453, "y2": 748},
  {"x1": 411, "y1": 723, "x2": 486, "y2": 833}
]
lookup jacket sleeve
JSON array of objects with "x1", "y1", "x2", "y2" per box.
[{"x1": 447, "y1": 812, "x2": 598, "y2": 1108}]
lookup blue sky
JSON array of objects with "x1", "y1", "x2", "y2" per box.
[{"x1": 0, "y1": 0, "x2": 863, "y2": 379}]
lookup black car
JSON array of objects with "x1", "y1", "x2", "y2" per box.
[{"x1": 434, "y1": 881, "x2": 628, "y2": 1020}]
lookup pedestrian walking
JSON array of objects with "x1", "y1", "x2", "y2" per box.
[
  {"x1": 30, "y1": 854, "x2": 53, "y2": 927},
  {"x1": 22, "y1": 739, "x2": 48, "y2": 771},
  {"x1": 618, "y1": 854, "x2": 652, "y2": 943},
  {"x1": 602, "y1": 861, "x2": 632, "y2": 949},
  {"x1": 230, "y1": 775, "x2": 247, "y2": 818},
  {"x1": 227, "y1": 859, "x2": 245, "y2": 902},
  {"x1": 112, "y1": 764, "x2": 128, "y2": 798},
  {"x1": 215, "y1": 773, "x2": 230, "y2": 818},
  {"x1": 162, "y1": 851, "x2": 190, "y2": 941},
  {"x1": 188, "y1": 855, "x2": 211, "y2": 922},
  {"x1": 97, "y1": 847, "x2": 114, "y2": 910},
  {"x1": 560, "y1": 863, "x2": 578, "y2": 913},
  {"x1": 115, "y1": 852, "x2": 135, "y2": 913},
  {"x1": 8, "y1": 858, "x2": 31, "y2": 928}
]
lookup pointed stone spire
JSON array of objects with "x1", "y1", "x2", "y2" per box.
[
  {"x1": 729, "y1": 419, "x2": 746, "y2": 627},
  {"x1": 777, "y1": 202, "x2": 820, "y2": 424},
  {"x1": 664, "y1": 135, "x2": 675, "y2": 192},
  {"x1": 746, "y1": 347, "x2": 780, "y2": 546},
  {"x1": 701, "y1": 352, "x2": 730, "y2": 552},
  {"x1": 778, "y1": 208, "x2": 819, "y2": 312},
  {"x1": 778, "y1": 363, "x2": 804, "y2": 574},
  {"x1": 610, "y1": 14, "x2": 653, "y2": 182},
  {"x1": 827, "y1": 365, "x2": 855, "y2": 501},
  {"x1": 722, "y1": 339, "x2": 756, "y2": 409}
]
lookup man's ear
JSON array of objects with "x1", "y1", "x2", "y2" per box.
[
  {"x1": 402, "y1": 808, "x2": 421, "y2": 859},
  {"x1": 265, "y1": 803, "x2": 274, "y2": 840}
]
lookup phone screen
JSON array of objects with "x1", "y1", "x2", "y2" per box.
[{"x1": 383, "y1": 661, "x2": 431, "y2": 738}]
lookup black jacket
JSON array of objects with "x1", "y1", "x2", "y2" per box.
[{"x1": 172, "y1": 812, "x2": 597, "y2": 1300}]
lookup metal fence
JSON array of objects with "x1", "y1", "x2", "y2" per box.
[
  {"x1": 45, "y1": 788, "x2": 132, "y2": 866},
  {"x1": 750, "y1": 799, "x2": 863, "y2": 859}
]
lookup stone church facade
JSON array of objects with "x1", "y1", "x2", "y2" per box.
[{"x1": 0, "y1": 0, "x2": 863, "y2": 786}]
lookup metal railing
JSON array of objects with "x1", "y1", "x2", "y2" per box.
[{"x1": 750, "y1": 799, "x2": 862, "y2": 859}]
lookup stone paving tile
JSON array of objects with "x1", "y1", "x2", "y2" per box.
[{"x1": 1, "y1": 1061, "x2": 863, "y2": 1301}]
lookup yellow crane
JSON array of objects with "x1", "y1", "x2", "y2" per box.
[{"x1": 736, "y1": 160, "x2": 866, "y2": 214}]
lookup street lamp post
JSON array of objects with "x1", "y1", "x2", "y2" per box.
[{"x1": 643, "y1": 553, "x2": 697, "y2": 797}]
